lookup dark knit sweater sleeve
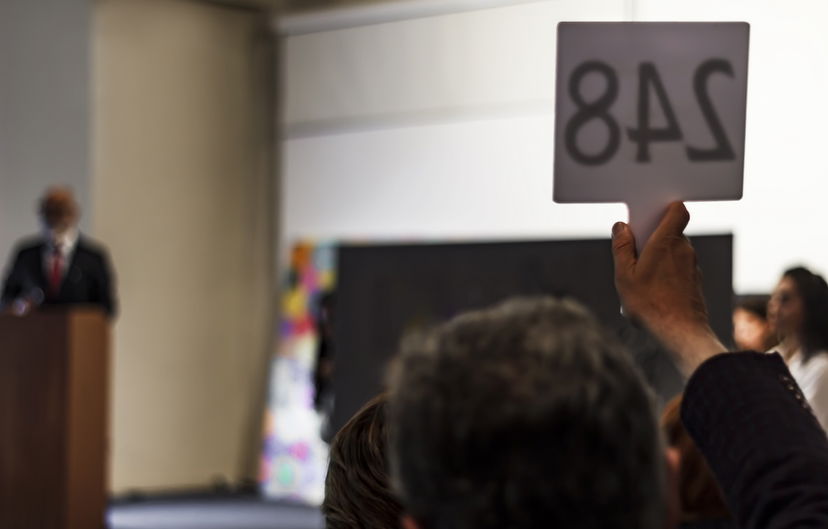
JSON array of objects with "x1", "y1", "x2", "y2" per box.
[{"x1": 682, "y1": 352, "x2": 828, "y2": 529}]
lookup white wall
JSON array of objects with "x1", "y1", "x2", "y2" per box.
[
  {"x1": 278, "y1": 0, "x2": 828, "y2": 293},
  {"x1": 0, "y1": 0, "x2": 91, "y2": 259}
]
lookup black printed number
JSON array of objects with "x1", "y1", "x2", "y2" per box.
[
  {"x1": 564, "y1": 61, "x2": 620, "y2": 166},
  {"x1": 686, "y1": 59, "x2": 735, "y2": 161},
  {"x1": 564, "y1": 58, "x2": 737, "y2": 165},
  {"x1": 626, "y1": 62, "x2": 683, "y2": 163}
]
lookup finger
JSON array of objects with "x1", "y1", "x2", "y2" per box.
[
  {"x1": 649, "y1": 202, "x2": 690, "y2": 244},
  {"x1": 611, "y1": 221, "x2": 637, "y2": 278}
]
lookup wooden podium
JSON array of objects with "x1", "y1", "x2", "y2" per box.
[{"x1": 0, "y1": 309, "x2": 109, "y2": 529}]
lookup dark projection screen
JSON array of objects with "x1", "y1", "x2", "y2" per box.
[{"x1": 331, "y1": 235, "x2": 733, "y2": 433}]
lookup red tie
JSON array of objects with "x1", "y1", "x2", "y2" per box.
[{"x1": 50, "y1": 246, "x2": 63, "y2": 296}]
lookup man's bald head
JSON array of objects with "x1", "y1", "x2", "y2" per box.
[{"x1": 39, "y1": 187, "x2": 79, "y2": 236}]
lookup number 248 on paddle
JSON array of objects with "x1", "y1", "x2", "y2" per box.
[{"x1": 553, "y1": 23, "x2": 749, "y2": 204}]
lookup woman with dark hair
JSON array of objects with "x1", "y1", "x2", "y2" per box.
[
  {"x1": 768, "y1": 266, "x2": 828, "y2": 429},
  {"x1": 323, "y1": 394, "x2": 402, "y2": 529}
]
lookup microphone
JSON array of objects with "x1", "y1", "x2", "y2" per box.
[
  {"x1": 27, "y1": 287, "x2": 44, "y2": 306},
  {"x1": 11, "y1": 287, "x2": 44, "y2": 316}
]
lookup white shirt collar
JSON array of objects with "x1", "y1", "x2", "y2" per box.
[{"x1": 46, "y1": 228, "x2": 79, "y2": 254}]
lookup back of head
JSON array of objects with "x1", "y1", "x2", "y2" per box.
[
  {"x1": 323, "y1": 393, "x2": 402, "y2": 529},
  {"x1": 387, "y1": 297, "x2": 665, "y2": 529},
  {"x1": 783, "y1": 266, "x2": 828, "y2": 357}
]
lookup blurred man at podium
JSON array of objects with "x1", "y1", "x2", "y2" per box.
[{"x1": 0, "y1": 187, "x2": 116, "y2": 317}]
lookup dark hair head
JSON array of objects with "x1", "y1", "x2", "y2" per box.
[
  {"x1": 733, "y1": 295, "x2": 770, "y2": 320},
  {"x1": 38, "y1": 186, "x2": 79, "y2": 229},
  {"x1": 783, "y1": 266, "x2": 828, "y2": 358},
  {"x1": 661, "y1": 395, "x2": 730, "y2": 523},
  {"x1": 387, "y1": 297, "x2": 665, "y2": 529},
  {"x1": 323, "y1": 393, "x2": 402, "y2": 529}
]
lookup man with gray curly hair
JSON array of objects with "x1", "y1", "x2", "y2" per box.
[
  {"x1": 388, "y1": 296, "x2": 667, "y2": 529},
  {"x1": 387, "y1": 202, "x2": 828, "y2": 529}
]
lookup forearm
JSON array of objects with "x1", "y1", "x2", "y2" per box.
[{"x1": 643, "y1": 315, "x2": 726, "y2": 377}]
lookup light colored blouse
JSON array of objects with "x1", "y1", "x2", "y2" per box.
[{"x1": 787, "y1": 350, "x2": 828, "y2": 432}]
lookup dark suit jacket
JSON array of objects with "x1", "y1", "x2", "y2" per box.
[
  {"x1": 1, "y1": 236, "x2": 116, "y2": 317},
  {"x1": 683, "y1": 352, "x2": 828, "y2": 529}
]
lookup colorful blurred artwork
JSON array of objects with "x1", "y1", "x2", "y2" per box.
[{"x1": 260, "y1": 242, "x2": 336, "y2": 504}]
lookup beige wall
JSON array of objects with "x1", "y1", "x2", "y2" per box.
[{"x1": 93, "y1": 0, "x2": 275, "y2": 492}]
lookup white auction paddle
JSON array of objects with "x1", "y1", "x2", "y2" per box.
[{"x1": 554, "y1": 22, "x2": 749, "y2": 252}]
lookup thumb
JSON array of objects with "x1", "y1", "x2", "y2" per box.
[{"x1": 611, "y1": 221, "x2": 636, "y2": 279}]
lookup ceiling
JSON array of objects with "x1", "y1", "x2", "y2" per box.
[{"x1": 205, "y1": 0, "x2": 387, "y2": 13}]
